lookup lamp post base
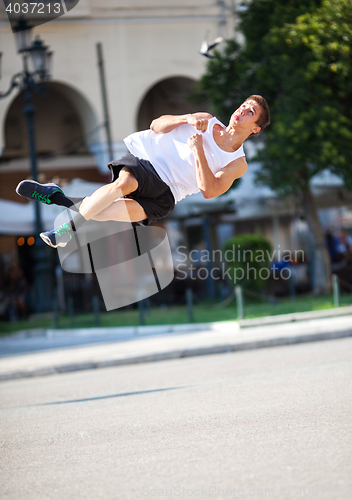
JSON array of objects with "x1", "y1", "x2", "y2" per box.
[{"x1": 32, "y1": 239, "x2": 54, "y2": 313}]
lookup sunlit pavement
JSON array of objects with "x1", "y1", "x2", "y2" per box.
[
  {"x1": 1, "y1": 338, "x2": 351, "y2": 499},
  {"x1": 0, "y1": 312, "x2": 351, "y2": 381}
]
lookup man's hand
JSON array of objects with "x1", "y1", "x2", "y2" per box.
[
  {"x1": 150, "y1": 112, "x2": 212, "y2": 134},
  {"x1": 187, "y1": 115, "x2": 209, "y2": 132},
  {"x1": 188, "y1": 131, "x2": 248, "y2": 199},
  {"x1": 187, "y1": 133, "x2": 204, "y2": 153}
]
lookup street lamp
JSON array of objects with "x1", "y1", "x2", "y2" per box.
[
  {"x1": 13, "y1": 18, "x2": 32, "y2": 53},
  {"x1": 0, "y1": 20, "x2": 54, "y2": 312},
  {"x1": 29, "y1": 38, "x2": 53, "y2": 76}
]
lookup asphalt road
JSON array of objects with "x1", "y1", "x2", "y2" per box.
[{"x1": 1, "y1": 338, "x2": 351, "y2": 500}]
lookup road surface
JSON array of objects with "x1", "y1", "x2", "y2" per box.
[{"x1": 1, "y1": 337, "x2": 351, "y2": 499}]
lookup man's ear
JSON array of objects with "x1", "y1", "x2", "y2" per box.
[{"x1": 252, "y1": 126, "x2": 261, "y2": 135}]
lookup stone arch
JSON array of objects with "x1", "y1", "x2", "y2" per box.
[
  {"x1": 136, "y1": 76, "x2": 202, "y2": 131},
  {"x1": 2, "y1": 81, "x2": 101, "y2": 159}
]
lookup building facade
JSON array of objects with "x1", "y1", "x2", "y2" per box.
[
  {"x1": 0, "y1": 0, "x2": 236, "y2": 181},
  {"x1": 0, "y1": 1, "x2": 240, "y2": 313}
]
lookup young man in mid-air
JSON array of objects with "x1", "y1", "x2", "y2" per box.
[{"x1": 16, "y1": 95, "x2": 270, "y2": 247}]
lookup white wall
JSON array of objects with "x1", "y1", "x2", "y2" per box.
[{"x1": 0, "y1": 0, "x2": 237, "y2": 160}]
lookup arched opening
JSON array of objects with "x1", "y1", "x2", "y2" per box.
[
  {"x1": 2, "y1": 81, "x2": 100, "y2": 159},
  {"x1": 137, "y1": 76, "x2": 202, "y2": 131}
]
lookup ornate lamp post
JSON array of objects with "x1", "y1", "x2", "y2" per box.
[{"x1": 0, "y1": 20, "x2": 54, "y2": 312}]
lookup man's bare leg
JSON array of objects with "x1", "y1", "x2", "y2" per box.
[
  {"x1": 79, "y1": 167, "x2": 139, "y2": 221},
  {"x1": 92, "y1": 198, "x2": 147, "y2": 223},
  {"x1": 39, "y1": 168, "x2": 144, "y2": 248}
]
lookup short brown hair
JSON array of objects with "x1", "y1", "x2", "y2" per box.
[{"x1": 246, "y1": 94, "x2": 270, "y2": 136}]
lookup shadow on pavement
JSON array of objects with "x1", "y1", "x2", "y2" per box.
[{"x1": 30, "y1": 386, "x2": 187, "y2": 407}]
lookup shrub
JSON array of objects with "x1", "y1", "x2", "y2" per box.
[{"x1": 224, "y1": 233, "x2": 273, "y2": 292}]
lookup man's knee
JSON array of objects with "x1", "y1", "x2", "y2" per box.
[{"x1": 113, "y1": 167, "x2": 138, "y2": 195}]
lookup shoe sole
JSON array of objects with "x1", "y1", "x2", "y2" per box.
[
  {"x1": 16, "y1": 180, "x2": 64, "y2": 203},
  {"x1": 40, "y1": 232, "x2": 68, "y2": 249}
]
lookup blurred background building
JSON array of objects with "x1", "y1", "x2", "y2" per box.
[
  {"x1": 0, "y1": 0, "x2": 235, "y2": 196},
  {"x1": 0, "y1": 0, "x2": 351, "y2": 318},
  {"x1": 0, "y1": 0, "x2": 239, "y2": 314}
]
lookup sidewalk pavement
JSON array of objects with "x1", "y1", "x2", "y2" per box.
[{"x1": 0, "y1": 306, "x2": 351, "y2": 381}]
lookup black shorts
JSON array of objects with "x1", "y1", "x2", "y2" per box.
[{"x1": 108, "y1": 153, "x2": 175, "y2": 226}]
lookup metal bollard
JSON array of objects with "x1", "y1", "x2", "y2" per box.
[
  {"x1": 288, "y1": 268, "x2": 296, "y2": 300},
  {"x1": 138, "y1": 299, "x2": 145, "y2": 326},
  {"x1": 68, "y1": 296, "x2": 74, "y2": 327},
  {"x1": 186, "y1": 288, "x2": 194, "y2": 323},
  {"x1": 235, "y1": 285, "x2": 244, "y2": 320},
  {"x1": 53, "y1": 296, "x2": 60, "y2": 329},
  {"x1": 92, "y1": 295, "x2": 100, "y2": 327},
  {"x1": 144, "y1": 297, "x2": 151, "y2": 317},
  {"x1": 332, "y1": 274, "x2": 340, "y2": 307}
]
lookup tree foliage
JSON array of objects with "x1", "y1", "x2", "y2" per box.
[{"x1": 195, "y1": 0, "x2": 352, "y2": 194}]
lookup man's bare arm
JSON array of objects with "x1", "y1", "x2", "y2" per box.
[
  {"x1": 211, "y1": 158, "x2": 247, "y2": 197},
  {"x1": 187, "y1": 133, "x2": 247, "y2": 199},
  {"x1": 150, "y1": 112, "x2": 213, "y2": 134}
]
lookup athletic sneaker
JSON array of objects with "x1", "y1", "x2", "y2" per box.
[
  {"x1": 40, "y1": 223, "x2": 73, "y2": 248},
  {"x1": 16, "y1": 180, "x2": 64, "y2": 205}
]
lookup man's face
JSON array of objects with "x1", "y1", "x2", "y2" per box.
[{"x1": 229, "y1": 99, "x2": 262, "y2": 136}]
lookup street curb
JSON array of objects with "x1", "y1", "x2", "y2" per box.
[
  {"x1": 4, "y1": 305, "x2": 352, "y2": 339},
  {"x1": 239, "y1": 305, "x2": 352, "y2": 328},
  {"x1": 1, "y1": 327, "x2": 351, "y2": 382},
  {"x1": 6, "y1": 321, "x2": 223, "y2": 340}
]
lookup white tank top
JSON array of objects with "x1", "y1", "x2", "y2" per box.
[{"x1": 124, "y1": 117, "x2": 245, "y2": 203}]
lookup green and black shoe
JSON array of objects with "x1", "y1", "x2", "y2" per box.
[
  {"x1": 40, "y1": 223, "x2": 73, "y2": 248},
  {"x1": 16, "y1": 180, "x2": 64, "y2": 205}
]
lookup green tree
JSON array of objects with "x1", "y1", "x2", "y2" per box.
[{"x1": 196, "y1": 0, "x2": 352, "y2": 293}]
